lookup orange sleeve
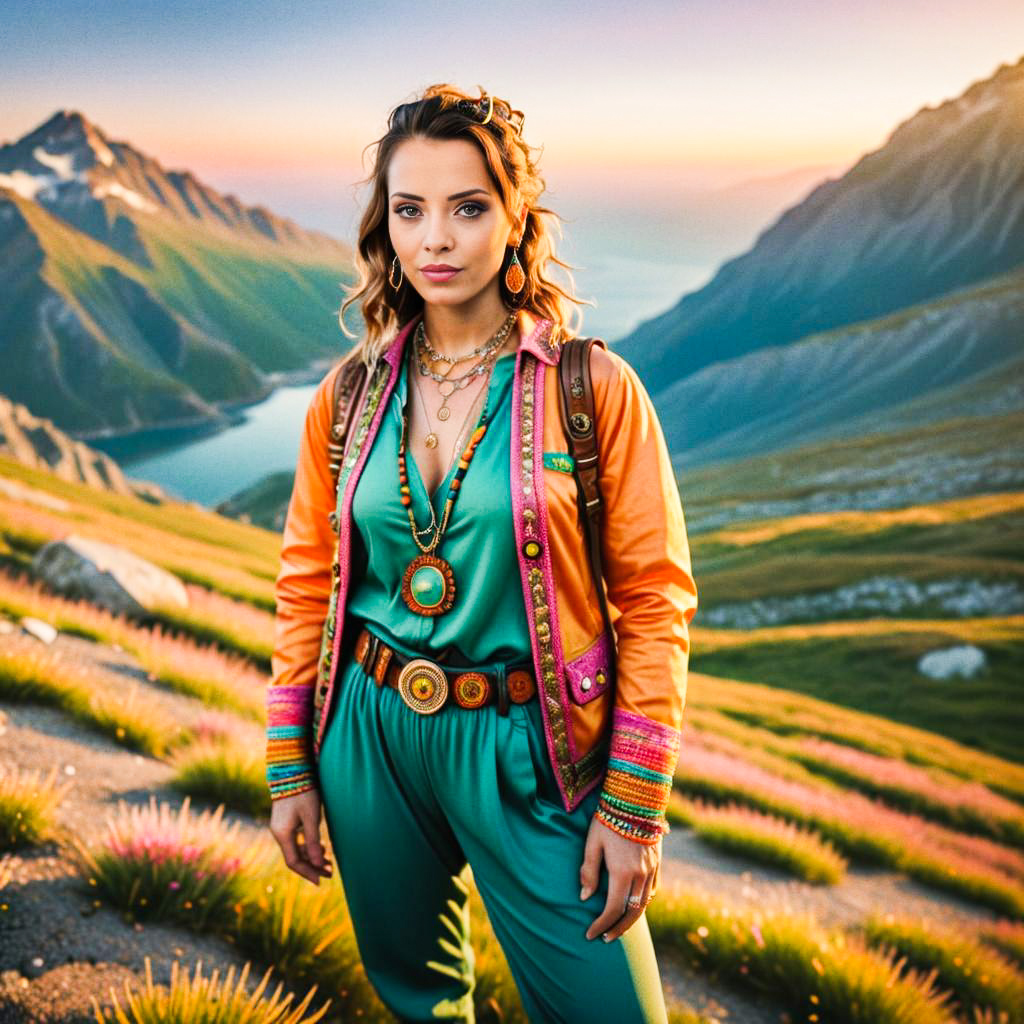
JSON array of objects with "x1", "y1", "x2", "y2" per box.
[
  {"x1": 265, "y1": 361, "x2": 344, "y2": 800},
  {"x1": 588, "y1": 344, "x2": 698, "y2": 843}
]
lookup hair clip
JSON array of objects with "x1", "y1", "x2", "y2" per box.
[{"x1": 453, "y1": 95, "x2": 523, "y2": 136}]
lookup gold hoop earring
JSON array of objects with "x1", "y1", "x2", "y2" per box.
[
  {"x1": 505, "y1": 244, "x2": 525, "y2": 293},
  {"x1": 389, "y1": 255, "x2": 404, "y2": 289}
]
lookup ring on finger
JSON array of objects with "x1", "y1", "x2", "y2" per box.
[{"x1": 626, "y1": 878, "x2": 656, "y2": 911}]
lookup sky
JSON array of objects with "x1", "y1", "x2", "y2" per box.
[{"x1": 2, "y1": 0, "x2": 1022, "y2": 337}]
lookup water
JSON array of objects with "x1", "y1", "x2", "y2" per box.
[{"x1": 108, "y1": 380, "x2": 321, "y2": 507}]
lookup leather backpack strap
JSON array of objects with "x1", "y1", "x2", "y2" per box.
[
  {"x1": 327, "y1": 355, "x2": 369, "y2": 489},
  {"x1": 558, "y1": 336, "x2": 618, "y2": 685}
]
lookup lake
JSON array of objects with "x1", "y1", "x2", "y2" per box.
[{"x1": 99, "y1": 380, "x2": 323, "y2": 507}]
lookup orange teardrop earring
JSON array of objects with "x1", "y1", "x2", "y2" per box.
[{"x1": 505, "y1": 244, "x2": 525, "y2": 293}]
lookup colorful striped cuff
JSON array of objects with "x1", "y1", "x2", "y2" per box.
[
  {"x1": 266, "y1": 683, "x2": 317, "y2": 801},
  {"x1": 595, "y1": 708, "x2": 680, "y2": 845},
  {"x1": 267, "y1": 773, "x2": 317, "y2": 801}
]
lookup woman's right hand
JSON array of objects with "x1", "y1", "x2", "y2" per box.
[{"x1": 269, "y1": 789, "x2": 334, "y2": 885}]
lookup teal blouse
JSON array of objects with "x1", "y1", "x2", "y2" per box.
[{"x1": 347, "y1": 344, "x2": 533, "y2": 665}]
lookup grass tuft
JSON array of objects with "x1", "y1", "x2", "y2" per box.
[
  {"x1": 91, "y1": 954, "x2": 331, "y2": 1023},
  {"x1": 862, "y1": 914, "x2": 1024, "y2": 1023},
  {"x1": 66, "y1": 795, "x2": 259, "y2": 932},
  {"x1": 169, "y1": 737, "x2": 271, "y2": 819},
  {"x1": 0, "y1": 763, "x2": 72, "y2": 851},
  {"x1": 681, "y1": 798, "x2": 848, "y2": 884}
]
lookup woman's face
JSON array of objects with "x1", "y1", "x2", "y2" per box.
[{"x1": 387, "y1": 136, "x2": 522, "y2": 308}]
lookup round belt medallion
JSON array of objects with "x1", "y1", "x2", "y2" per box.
[
  {"x1": 398, "y1": 659, "x2": 448, "y2": 714},
  {"x1": 453, "y1": 672, "x2": 490, "y2": 709},
  {"x1": 507, "y1": 670, "x2": 537, "y2": 703},
  {"x1": 401, "y1": 554, "x2": 456, "y2": 616}
]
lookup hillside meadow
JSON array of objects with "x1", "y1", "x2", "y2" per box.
[{"x1": 1, "y1": 451, "x2": 1023, "y2": 1022}]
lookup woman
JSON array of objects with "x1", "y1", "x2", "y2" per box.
[{"x1": 266, "y1": 84, "x2": 698, "y2": 1023}]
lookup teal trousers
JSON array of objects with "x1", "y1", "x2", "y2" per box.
[{"x1": 316, "y1": 623, "x2": 669, "y2": 1023}]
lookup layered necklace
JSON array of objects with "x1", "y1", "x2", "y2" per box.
[{"x1": 398, "y1": 311, "x2": 517, "y2": 616}]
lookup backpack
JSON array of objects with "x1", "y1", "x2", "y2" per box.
[{"x1": 325, "y1": 336, "x2": 617, "y2": 685}]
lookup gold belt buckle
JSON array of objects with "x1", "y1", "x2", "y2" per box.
[{"x1": 397, "y1": 658, "x2": 449, "y2": 714}]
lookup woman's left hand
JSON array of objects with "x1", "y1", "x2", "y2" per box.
[{"x1": 580, "y1": 817, "x2": 661, "y2": 941}]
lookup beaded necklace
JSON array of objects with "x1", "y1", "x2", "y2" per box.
[{"x1": 398, "y1": 341, "x2": 499, "y2": 617}]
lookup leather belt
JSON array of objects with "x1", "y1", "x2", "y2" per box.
[{"x1": 354, "y1": 626, "x2": 537, "y2": 716}]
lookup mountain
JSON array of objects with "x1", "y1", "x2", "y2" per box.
[
  {"x1": 0, "y1": 392, "x2": 172, "y2": 503},
  {"x1": 0, "y1": 110, "x2": 354, "y2": 439},
  {"x1": 212, "y1": 469, "x2": 295, "y2": 533},
  {"x1": 613, "y1": 56, "x2": 1024, "y2": 393},
  {"x1": 660, "y1": 264, "x2": 1024, "y2": 468}
]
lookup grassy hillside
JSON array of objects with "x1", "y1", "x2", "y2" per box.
[
  {"x1": 2, "y1": 449, "x2": 1023, "y2": 1021},
  {"x1": 5, "y1": 432, "x2": 1021, "y2": 762},
  {"x1": 669, "y1": 402, "x2": 1023, "y2": 757},
  {"x1": 676, "y1": 406, "x2": 1024, "y2": 530},
  {"x1": 0, "y1": 452, "x2": 279, "y2": 612}
]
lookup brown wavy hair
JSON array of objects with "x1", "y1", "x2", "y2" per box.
[{"x1": 337, "y1": 83, "x2": 591, "y2": 367}]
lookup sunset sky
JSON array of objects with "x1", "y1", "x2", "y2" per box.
[{"x1": 3, "y1": 0, "x2": 1021, "y2": 336}]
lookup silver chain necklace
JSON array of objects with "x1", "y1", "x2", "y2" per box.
[
  {"x1": 414, "y1": 312, "x2": 517, "y2": 422},
  {"x1": 418, "y1": 309, "x2": 517, "y2": 366}
]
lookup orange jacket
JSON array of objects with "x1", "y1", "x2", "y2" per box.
[{"x1": 266, "y1": 309, "x2": 698, "y2": 843}]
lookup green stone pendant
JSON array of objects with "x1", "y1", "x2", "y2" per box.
[{"x1": 401, "y1": 553, "x2": 456, "y2": 616}]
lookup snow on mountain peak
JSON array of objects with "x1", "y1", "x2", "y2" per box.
[{"x1": 0, "y1": 109, "x2": 158, "y2": 215}]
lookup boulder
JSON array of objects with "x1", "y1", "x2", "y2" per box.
[
  {"x1": 917, "y1": 644, "x2": 987, "y2": 680},
  {"x1": 31, "y1": 534, "x2": 189, "y2": 617},
  {"x1": 19, "y1": 617, "x2": 58, "y2": 644}
]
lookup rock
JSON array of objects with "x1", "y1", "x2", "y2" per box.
[
  {"x1": 0, "y1": 477, "x2": 71, "y2": 513},
  {"x1": 21, "y1": 955, "x2": 46, "y2": 979},
  {"x1": 127, "y1": 478, "x2": 170, "y2": 505},
  {"x1": 19, "y1": 617, "x2": 58, "y2": 645},
  {"x1": 917, "y1": 644, "x2": 987, "y2": 680},
  {"x1": 31, "y1": 534, "x2": 189, "y2": 617}
]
